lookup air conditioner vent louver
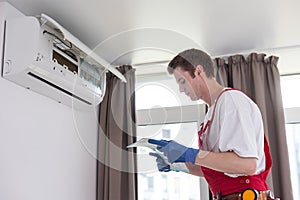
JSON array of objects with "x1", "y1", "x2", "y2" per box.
[{"x1": 27, "y1": 72, "x2": 92, "y2": 105}]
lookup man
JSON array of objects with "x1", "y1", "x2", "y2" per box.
[{"x1": 149, "y1": 49, "x2": 279, "y2": 200}]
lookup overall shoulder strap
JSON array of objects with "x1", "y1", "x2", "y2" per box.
[{"x1": 209, "y1": 88, "x2": 236, "y2": 123}]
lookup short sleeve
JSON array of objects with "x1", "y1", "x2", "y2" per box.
[{"x1": 217, "y1": 93, "x2": 259, "y2": 159}]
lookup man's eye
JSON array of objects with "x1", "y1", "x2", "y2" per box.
[{"x1": 180, "y1": 80, "x2": 185, "y2": 84}]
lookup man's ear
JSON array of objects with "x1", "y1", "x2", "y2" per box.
[{"x1": 195, "y1": 65, "x2": 204, "y2": 76}]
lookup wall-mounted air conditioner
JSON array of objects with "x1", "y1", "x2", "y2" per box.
[{"x1": 2, "y1": 13, "x2": 126, "y2": 108}]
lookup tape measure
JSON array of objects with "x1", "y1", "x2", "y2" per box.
[{"x1": 241, "y1": 189, "x2": 258, "y2": 200}]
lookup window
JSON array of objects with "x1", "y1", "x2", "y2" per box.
[
  {"x1": 281, "y1": 75, "x2": 300, "y2": 108},
  {"x1": 147, "y1": 176, "x2": 154, "y2": 191},
  {"x1": 162, "y1": 129, "x2": 171, "y2": 139},
  {"x1": 162, "y1": 175, "x2": 168, "y2": 192},
  {"x1": 281, "y1": 74, "x2": 300, "y2": 200},
  {"x1": 136, "y1": 73, "x2": 208, "y2": 200}
]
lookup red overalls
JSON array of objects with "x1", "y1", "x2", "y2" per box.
[{"x1": 198, "y1": 88, "x2": 272, "y2": 198}]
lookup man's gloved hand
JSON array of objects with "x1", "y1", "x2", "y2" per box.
[
  {"x1": 149, "y1": 152, "x2": 171, "y2": 172},
  {"x1": 148, "y1": 139, "x2": 199, "y2": 164},
  {"x1": 149, "y1": 152, "x2": 190, "y2": 173}
]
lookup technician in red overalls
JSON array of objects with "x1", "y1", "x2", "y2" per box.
[{"x1": 149, "y1": 49, "x2": 279, "y2": 200}]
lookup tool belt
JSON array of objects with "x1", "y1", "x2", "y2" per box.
[{"x1": 216, "y1": 189, "x2": 280, "y2": 200}]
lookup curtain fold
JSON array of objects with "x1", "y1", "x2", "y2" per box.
[
  {"x1": 97, "y1": 65, "x2": 137, "y2": 200},
  {"x1": 214, "y1": 53, "x2": 293, "y2": 199}
]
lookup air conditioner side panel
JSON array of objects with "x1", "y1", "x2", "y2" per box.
[{"x1": 3, "y1": 17, "x2": 40, "y2": 75}]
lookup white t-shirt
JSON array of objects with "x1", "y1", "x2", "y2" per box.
[{"x1": 199, "y1": 89, "x2": 266, "y2": 177}]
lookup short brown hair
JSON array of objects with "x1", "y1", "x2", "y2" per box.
[{"x1": 168, "y1": 49, "x2": 214, "y2": 78}]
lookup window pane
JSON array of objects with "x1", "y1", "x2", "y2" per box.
[
  {"x1": 136, "y1": 75, "x2": 204, "y2": 110},
  {"x1": 286, "y1": 123, "x2": 300, "y2": 200},
  {"x1": 137, "y1": 122, "x2": 201, "y2": 200},
  {"x1": 280, "y1": 75, "x2": 300, "y2": 108}
]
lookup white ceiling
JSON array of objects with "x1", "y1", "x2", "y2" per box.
[{"x1": 3, "y1": 0, "x2": 300, "y2": 75}]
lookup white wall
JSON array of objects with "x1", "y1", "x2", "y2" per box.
[{"x1": 0, "y1": 2, "x2": 98, "y2": 200}]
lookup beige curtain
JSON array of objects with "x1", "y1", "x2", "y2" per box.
[
  {"x1": 97, "y1": 65, "x2": 137, "y2": 200},
  {"x1": 215, "y1": 53, "x2": 293, "y2": 199}
]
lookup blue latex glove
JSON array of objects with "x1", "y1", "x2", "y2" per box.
[
  {"x1": 149, "y1": 152, "x2": 171, "y2": 172},
  {"x1": 148, "y1": 139, "x2": 199, "y2": 164},
  {"x1": 149, "y1": 152, "x2": 190, "y2": 173}
]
